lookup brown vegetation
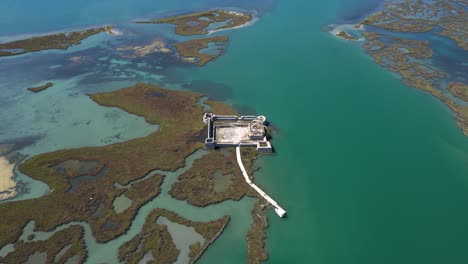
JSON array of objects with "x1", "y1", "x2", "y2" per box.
[
  {"x1": 335, "y1": 31, "x2": 358, "y2": 40},
  {"x1": 169, "y1": 146, "x2": 272, "y2": 263},
  {"x1": 448, "y1": 82, "x2": 468, "y2": 102},
  {"x1": 27, "y1": 82, "x2": 54, "y2": 93},
  {"x1": 247, "y1": 200, "x2": 269, "y2": 264},
  {"x1": 170, "y1": 148, "x2": 258, "y2": 206},
  {"x1": 0, "y1": 83, "x2": 232, "y2": 249},
  {"x1": 0, "y1": 27, "x2": 112, "y2": 57},
  {"x1": 118, "y1": 208, "x2": 230, "y2": 264},
  {"x1": 0, "y1": 83, "x2": 273, "y2": 263},
  {"x1": 1, "y1": 225, "x2": 87, "y2": 264},
  {"x1": 361, "y1": 31, "x2": 468, "y2": 135},
  {"x1": 174, "y1": 36, "x2": 229, "y2": 66},
  {"x1": 137, "y1": 10, "x2": 251, "y2": 36},
  {"x1": 359, "y1": 0, "x2": 467, "y2": 50}
]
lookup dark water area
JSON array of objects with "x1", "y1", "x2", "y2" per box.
[
  {"x1": 0, "y1": 38, "x2": 188, "y2": 99},
  {"x1": 182, "y1": 80, "x2": 233, "y2": 101},
  {"x1": 429, "y1": 36, "x2": 468, "y2": 83},
  {"x1": 365, "y1": 25, "x2": 468, "y2": 83},
  {"x1": 0, "y1": 136, "x2": 44, "y2": 162},
  {"x1": 67, "y1": 167, "x2": 108, "y2": 193},
  {"x1": 232, "y1": 104, "x2": 258, "y2": 116},
  {"x1": 334, "y1": 0, "x2": 386, "y2": 23}
]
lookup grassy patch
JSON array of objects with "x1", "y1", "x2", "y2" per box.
[
  {"x1": 170, "y1": 147, "x2": 258, "y2": 206},
  {"x1": 0, "y1": 82, "x2": 273, "y2": 263},
  {"x1": 118, "y1": 208, "x2": 230, "y2": 264},
  {"x1": 0, "y1": 83, "x2": 233, "y2": 248},
  {"x1": 27, "y1": 82, "x2": 54, "y2": 93},
  {"x1": 138, "y1": 10, "x2": 251, "y2": 36},
  {"x1": 174, "y1": 36, "x2": 229, "y2": 66},
  {"x1": 1, "y1": 225, "x2": 87, "y2": 264},
  {"x1": 335, "y1": 31, "x2": 358, "y2": 40},
  {"x1": 0, "y1": 27, "x2": 112, "y2": 57}
]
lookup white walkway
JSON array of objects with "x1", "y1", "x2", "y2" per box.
[{"x1": 236, "y1": 146, "x2": 286, "y2": 218}]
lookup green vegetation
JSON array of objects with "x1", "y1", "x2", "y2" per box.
[
  {"x1": 0, "y1": 27, "x2": 113, "y2": 57},
  {"x1": 0, "y1": 225, "x2": 87, "y2": 264},
  {"x1": 138, "y1": 10, "x2": 252, "y2": 36},
  {"x1": 119, "y1": 209, "x2": 230, "y2": 264},
  {"x1": 27, "y1": 82, "x2": 54, "y2": 93},
  {"x1": 174, "y1": 36, "x2": 229, "y2": 66},
  {"x1": 335, "y1": 31, "x2": 358, "y2": 40}
]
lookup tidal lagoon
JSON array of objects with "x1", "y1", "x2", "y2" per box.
[{"x1": 1, "y1": 0, "x2": 467, "y2": 263}]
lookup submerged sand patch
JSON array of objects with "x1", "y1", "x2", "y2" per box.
[
  {"x1": 0, "y1": 156, "x2": 16, "y2": 200},
  {"x1": 117, "y1": 40, "x2": 171, "y2": 58}
]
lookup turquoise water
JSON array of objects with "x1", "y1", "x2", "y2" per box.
[
  {"x1": 1, "y1": 0, "x2": 468, "y2": 263},
  {"x1": 2, "y1": 150, "x2": 256, "y2": 263},
  {"x1": 156, "y1": 216, "x2": 205, "y2": 264}
]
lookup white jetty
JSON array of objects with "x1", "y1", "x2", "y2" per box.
[
  {"x1": 203, "y1": 113, "x2": 286, "y2": 218},
  {"x1": 236, "y1": 146, "x2": 286, "y2": 217}
]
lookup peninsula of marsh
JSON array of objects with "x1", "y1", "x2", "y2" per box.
[
  {"x1": 137, "y1": 10, "x2": 252, "y2": 36},
  {"x1": 0, "y1": 26, "x2": 113, "y2": 57}
]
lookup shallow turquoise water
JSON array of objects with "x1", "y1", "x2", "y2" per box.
[
  {"x1": 3, "y1": 150, "x2": 256, "y2": 263},
  {"x1": 1, "y1": 0, "x2": 468, "y2": 263},
  {"x1": 156, "y1": 216, "x2": 205, "y2": 264}
]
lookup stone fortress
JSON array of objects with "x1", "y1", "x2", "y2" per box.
[
  {"x1": 202, "y1": 113, "x2": 286, "y2": 217},
  {"x1": 203, "y1": 113, "x2": 273, "y2": 152}
]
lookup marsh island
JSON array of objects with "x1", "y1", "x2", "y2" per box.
[
  {"x1": 335, "y1": 31, "x2": 358, "y2": 40},
  {"x1": 349, "y1": 0, "x2": 468, "y2": 135},
  {"x1": 0, "y1": 83, "x2": 272, "y2": 264},
  {"x1": 174, "y1": 36, "x2": 229, "y2": 66},
  {"x1": 138, "y1": 10, "x2": 252, "y2": 36},
  {"x1": 27, "y1": 82, "x2": 54, "y2": 93},
  {"x1": 0, "y1": 26, "x2": 113, "y2": 57}
]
